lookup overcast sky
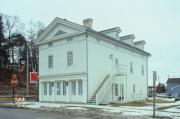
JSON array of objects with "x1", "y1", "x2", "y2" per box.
[{"x1": 1, "y1": 0, "x2": 180, "y2": 85}]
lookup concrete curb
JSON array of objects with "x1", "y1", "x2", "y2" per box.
[{"x1": 0, "y1": 104, "x2": 17, "y2": 108}]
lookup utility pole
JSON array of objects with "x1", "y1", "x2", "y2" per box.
[
  {"x1": 153, "y1": 71, "x2": 157, "y2": 118},
  {"x1": 26, "y1": 47, "x2": 29, "y2": 96}
]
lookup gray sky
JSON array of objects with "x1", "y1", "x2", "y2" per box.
[{"x1": 1, "y1": 0, "x2": 180, "y2": 85}]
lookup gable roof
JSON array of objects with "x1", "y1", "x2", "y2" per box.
[
  {"x1": 167, "y1": 78, "x2": 180, "y2": 84},
  {"x1": 36, "y1": 17, "x2": 151, "y2": 56},
  {"x1": 35, "y1": 17, "x2": 86, "y2": 44}
]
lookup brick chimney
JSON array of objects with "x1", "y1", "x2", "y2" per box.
[{"x1": 83, "y1": 18, "x2": 93, "y2": 29}]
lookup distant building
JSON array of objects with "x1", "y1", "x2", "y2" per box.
[
  {"x1": 166, "y1": 78, "x2": 180, "y2": 97},
  {"x1": 36, "y1": 17, "x2": 151, "y2": 104}
]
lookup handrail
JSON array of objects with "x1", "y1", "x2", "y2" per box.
[{"x1": 96, "y1": 73, "x2": 114, "y2": 105}]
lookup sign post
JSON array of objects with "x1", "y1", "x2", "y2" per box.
[
  {"x1": 30, "y1": 71, "x2": 39, "y2": 101},
  {"x1": 153, "y1": 71, "x2": 157, "y2": 118},
  {"x1": 11, "y1": 74, "x2": 18, "y2": 104}
]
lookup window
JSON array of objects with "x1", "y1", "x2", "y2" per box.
[
  {"x1": 67, "y1": 51, "x2": 73, "y2": 66},
  {"x1": 115, "y1": 58, "x2": 119, "y2": 66},
  {"x1": 48, "y1": 41, "x2": 53, "y2": 47},
  {"x1": 49, "y1": 82, "x2": 53, "y2": 95},
  {"x1": 67, "y1": 37, "x2": 73, "y2": 42},
  {"x1": 71, "y1": 80, "x2": 76, "y2": 95},
  {"x1": 57, "y1": 81, "x2": 61, "y2": 95},
  {"x1": 48, "y1": 55, "x2": 53, "y2": 68},
  {"x1": 141, "y1": 65, "x2": 144, "y2": 75},
  {"x1": 78, "y1": 80, "x2": 83, "y2": 95},
  {"x1": 63, "y1": 81, "x2": 66, "y2": 95},
  {"x1": 54, "y1": 30, "x2": 66, "y2": 36},
  {"x1": 133, "y1": 84, "x2": 136, "y2": 93},
  {"x1": 122, "y1": 84, "x2": 124, "y2": 97},
  {"x1": 44, "y1": 82, "x2": 47, "y2": 95},
  {"x1": 130, "y1": 62, "x2": 133, "y2": 73},
  {"x1": 115, "y1": 84, "x2": 118, "y2": 96}
]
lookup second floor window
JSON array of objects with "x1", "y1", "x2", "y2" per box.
[
  {"x1": 130, "y1": 62, "x2": 133, "y2": 73},
  {"x1": 133, "y1": 84, "x2": 136, "y2": 93},
  {"x1": 142, "y1": 65, "x2": 144, "y2": 75},
  {"x1": 67, "y1": 51, "x2": 73, "y2": 66},
  {"x1": 115, "y1": 58, "x2": 119, "y2": 66},
  {"x1": 48, "y1": 41, "x2": 53, "y2": 47},
  {"x1": 48, "y1": 55, "x2": 53, "y2": 68}
]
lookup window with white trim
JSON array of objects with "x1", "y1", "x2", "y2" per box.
[
  {"x1": 63, "y1": 81, "x2": 66, "y2": 95},
  {"x1": 115, "y1": 58, "x2": 119, "y2": 66},
  {"x1": 133, "y1": 84, "x2": 136, "y2": 93},
  {"x1": 71, "y1": 80, "x2": 76, "y2": 95},
  {"x1": 57, "y1": 81, "x2": 61, "y2": 95},
  {"x1": 49, "y1": 82, "x2": 53, "y2": 95},
  {"x1": 48, "y1": 41, "x2": 53, "y2": 47},
  {"x1": 67, "y1": 51, "x2": 73, "y2": 66},
  {"x1": 130, "y1": 62, "x2": 133, "y2": 73},
  {"x1": 48, "y1": 55, "x2": 53, "y2": 68},
  {"x1": 44, "y1": 82, "x2": 47, "y2": 95},
  {"x1": 115, "y1": 84, "x2": 118, "y2": 96},
  {"x1": 141, "y1": 65, "x2": 144, "y2": 75},
  {"x1": 78, "y1": 80, "x2": 83, "y2": 95}
]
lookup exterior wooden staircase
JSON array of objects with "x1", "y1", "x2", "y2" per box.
[
  {"x1": 89, "y1": 64, "x2": 127, "y2": 105},
  {"x1": 89, "y1": 74, "x2": 114, "y2": 105}
]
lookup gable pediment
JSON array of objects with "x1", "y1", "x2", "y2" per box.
[{"x1": 36, "y1": 17, "x2": 86, "y2": 44}]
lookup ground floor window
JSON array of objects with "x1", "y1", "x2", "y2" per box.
[
  {"x1": 119, "y1": 84, "x2": 124, "y2": 100},
  {"x1": 71, "y1": 80, "x2": 76, "y2": 95},
  {"x1": 115, "y1": 84, "x2": 118, "y2": 96},
  {"x1": 57, "y1": 81, "x2": 61, "y2": 95},
  {"x1": 44, "y1": 82, "x2": 47, "y2": 95},
  {"x1": 63, "y1": 81, "x2": 67, "y2": 95},
  {"x1": 78, "y1": 80, "x2": 83, "y2": 95},
  {"x1": 49, "y1": 82, "x2": 53, "y2": 95}
]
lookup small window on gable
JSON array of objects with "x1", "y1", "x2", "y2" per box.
[
  {"x1": 67, "y1": 37, "x2": 73, "y2": 42},
  {"x1": 54, "y1": 30, "x2": 66, "y2": 36},
  {"x1": 48, "y1": 41, "x2": 53, "y2": 47}
]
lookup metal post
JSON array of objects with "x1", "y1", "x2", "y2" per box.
[
  {"x1": 12, "y1": 86, "x2": 15, "y2": 104},
  {"x1": 26, "y1": 47, "x2": 29, "y2": 96},
  {"x1": 153, "y1": 71, "x2": 157, "y2": 118}
]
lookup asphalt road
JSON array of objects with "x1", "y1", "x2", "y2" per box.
[{"x1": 0, "y1": 108, "x2": 73, "y2": 119}]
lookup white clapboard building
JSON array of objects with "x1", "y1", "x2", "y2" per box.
[{"x1": 36, "y1": 18, "x2": 151, "y2": 104}]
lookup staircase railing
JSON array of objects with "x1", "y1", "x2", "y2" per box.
[{"x1": 96, "y1": 73, "x2": 114, "y2": 105}]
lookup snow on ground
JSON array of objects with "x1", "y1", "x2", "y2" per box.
[{"x1": 17, "y1": 98, "x2": 180, "y2": 119}]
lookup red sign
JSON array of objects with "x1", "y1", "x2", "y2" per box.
[
  {"x1": 11, "y1": 78, "x2": 18, "y2": 86},
  {"x1": 11, "y1": 74, "x2": 18, "y2": 86},
  {"x1": 30, "y1": 72, "x2": 38, "y2": 84}
]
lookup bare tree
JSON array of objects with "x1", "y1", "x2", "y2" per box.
[
  {"x1": 2, "y1": 14, "x2": 25, "y2": 69},
  {"x1": 26, "y1": 21, "x2": 45, "y2": 71}
]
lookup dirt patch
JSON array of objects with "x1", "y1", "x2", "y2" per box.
[
  {"x1": 146, "y1": 99, "x2": 175, "y2": 104},
  {"x1": 110, "y1": 101, "x2": 149, "y2": 107}
]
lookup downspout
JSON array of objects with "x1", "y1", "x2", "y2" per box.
[
  {"x1": 85, "y1": 32, "x2": 89, "y2": 103},
  {"x1": 126, "y1": 73, "x2": 127, "y2": 103},
  {"x1": 146, "y1": 56, "x2": 148, "y2": 98}
]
